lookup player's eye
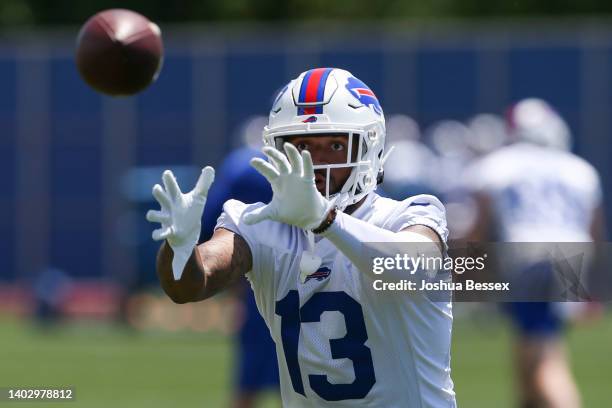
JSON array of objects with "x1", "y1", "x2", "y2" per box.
[
  {"x1": 296, "y1": 142, "x2": 308, "y2": 151},
  {"x1": 331, "y1": 142, "x2": 345, "y2": 151}
]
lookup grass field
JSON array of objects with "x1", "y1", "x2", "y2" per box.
[{"x1": 0, "y1": 310, "x2": 610, "y2": 407}]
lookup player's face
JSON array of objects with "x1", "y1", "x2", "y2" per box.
[{"x1": 285, "y1": 134, "x2": 355, "y2": 195}]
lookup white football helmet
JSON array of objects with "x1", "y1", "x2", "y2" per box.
[
  {"x1": 263, "y1": 68, "x2": 386, "y2": 210},
  {"x1": 507, "y1": 98, "x2": 572, "y2": 151}
]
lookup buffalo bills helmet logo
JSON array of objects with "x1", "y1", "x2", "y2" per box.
[
  {"x1": 302, "y1": 116, "x2": 318, "y2": 123},
  {"x1": 345, "y1": 77, "x2": 382, "y2": 116}
]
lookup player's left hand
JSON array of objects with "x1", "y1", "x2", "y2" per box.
[{"x1": 244, "y1": 142, "x2": 332, "y2": 229}]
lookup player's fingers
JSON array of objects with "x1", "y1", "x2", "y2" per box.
[
  {"x1": 193, "y1": 166, "x2": 215, "y2": 198},
  {"x1": 162, "y1": 170, "x2": 182, "y2": 200},
  {"x1": 301, "y1": 150, "x2": 315, "y2": 179},
  {"x1": 250, "y1": 158, "x2": 279, "y2": 184},
  {"x1": 152, "y1": 184, "x2": 172, "y2": 209},
  {"x1": 263, "y1": 146, "x2": 291, "y2": 175},
  {"x1": 146, "y1": 210, "x2": 170, "y2": 225},
  {"x1": 243, "y1": 205, "x2": 274, "y2": 225},
  {"x1": 152, "y1": 226, "x2": 173, "y2": 241},
  {"x1": 284, "y1": 142, "x2": 303, "y2": 175}
]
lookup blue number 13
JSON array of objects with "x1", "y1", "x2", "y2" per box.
[{"x1": 275, "y1": 290, "x2": 376, "y2": 401}]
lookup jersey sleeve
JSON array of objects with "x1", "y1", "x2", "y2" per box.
[
  {"x1": 214, "y1": 199, "x2": 270, "y2": 285},
  {"x1": 386, "y1": 194, "x2": 449, "y2": 244}
]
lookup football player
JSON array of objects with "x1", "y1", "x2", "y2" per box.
[
  {"x1": 146, "y1": 68, "x2": 456, "y2": 407},
  {"x1": 465, "y1": 98, "x2": 606, "y2": 408}
]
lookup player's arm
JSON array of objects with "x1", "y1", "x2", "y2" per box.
[
  {"x1": 318, "y1": 207, "x2": 444, "y2": 278},
  {"x1": 156, "y1": 228, "x2": 251, "y2": 303},
  {"x1": 146, "y1": 166, "x2": 251, "y2": 303},
  {"x1": 590, "y1": 204, "x2": 607, "y2": 241},
  {"x1": 402, "y1": 224, "x2": 444, "y2": 252},
  {"x1": 465, "y1": 191, "x2": 494, "y2": 242}
]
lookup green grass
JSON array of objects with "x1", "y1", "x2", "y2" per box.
[
  {"x1": 452, "y1": 310, "x2": 612, "y2": 407},
  {"x1": 0, "y1": 312, "x2": 610, "y2": 407}
]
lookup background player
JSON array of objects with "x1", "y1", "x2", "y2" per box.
[
  {"x1": 201, "y1": 117, "x2": 279, "y2": 408},
  {"x1": 465, "y1": 98, "x2": 606, "y2": 408},
  {"x1": 146, "y1": 68, "x2": 456, "y2": 406}
]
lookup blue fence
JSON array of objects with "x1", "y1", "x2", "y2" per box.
[{"x1": 2, "y1": 25, "x2": 612, "y2": 282}]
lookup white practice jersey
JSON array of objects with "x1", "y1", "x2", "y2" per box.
[
  {"x1": 216, "y1": 193, "x2": 456, "y2": 407},
  {"x1": 466, "y1": 143, "x2": 602, "y2": 242}
]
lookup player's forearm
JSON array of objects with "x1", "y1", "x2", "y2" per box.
[
  {"x1": 321, "y1": 211, "x2": 441, "y2": 281},
  {"x1": 156, "y1": 242, "x2": 206, "y2": 303},
  {"x1": 156, "y1": 230, "x2": 251, "y2": 303}
]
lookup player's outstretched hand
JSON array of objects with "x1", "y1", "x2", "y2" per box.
[
  {"x1": 146, "y1": 167, "x2": 215, "y2": 280},
  {"x1": 244, "y1": 143, "x2": 331, "y2": 229}
]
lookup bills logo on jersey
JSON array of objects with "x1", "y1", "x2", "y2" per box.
[
  {"x1": 346, "y1": 76, "x2": 382, "y2": 116},
  {"x1": 304, "y1": 266, "x2": 331, "y2": 282}
]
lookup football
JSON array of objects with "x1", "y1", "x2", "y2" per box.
[{"x1": 75, "y1": 9, "x2": 163, "y2": 96}]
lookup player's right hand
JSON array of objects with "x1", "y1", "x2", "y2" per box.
[
  {"x1": 244, "y1": 143, "x2": 331, "y2": 230},
  {"x1": 146, "y1": 167, "x2": 215, "y2": 280}
]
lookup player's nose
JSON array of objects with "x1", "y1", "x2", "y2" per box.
[{"x1": 307, "y1": 147, "x2": 330, "y2": 165}]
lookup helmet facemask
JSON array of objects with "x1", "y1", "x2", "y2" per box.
[{"x1": 267, "y1": 121, "x2": 385, "y2": 211}]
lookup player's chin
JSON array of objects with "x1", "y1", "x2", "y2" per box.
[{"x1": 315, "y1": 180, "x2": 339, "y2": 197}]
